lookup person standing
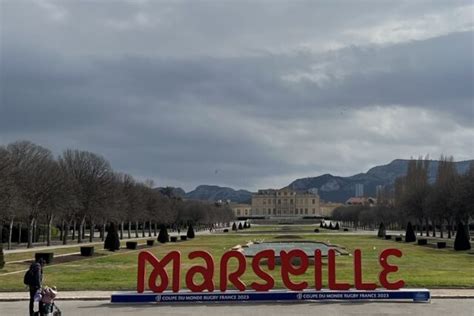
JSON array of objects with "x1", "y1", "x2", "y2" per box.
[{"x1": 25, "y1": 258, "x2": 45, "y2": 316}]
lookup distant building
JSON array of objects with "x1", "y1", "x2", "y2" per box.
[
  {"x1": 355, "y1": 183, "x2": 364, "y2": 197},
  {"x1": 345, "y1": 196, "x2": 376, "y2": 206},
  {"x1": 251, "y1": 187, "x2": 320, "y2": 217},
  {"x1": 230, "y1": 203, "x2": 251, "y2": 217},
  {"x1": 319, "y1": 201, "x2": 344, "y2": 217},
  {"x1": 376, "y1": 185, "x2": 384, "y2": 196}
]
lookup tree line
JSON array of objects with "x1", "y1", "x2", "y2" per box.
[
  {"x1": 332, "y1": 156, "x2": 473, "y2": 238},
  {"x1": 0, "y1": 140, "x2": 234, "y2": 249}
]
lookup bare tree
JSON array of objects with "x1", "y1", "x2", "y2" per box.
[
  {"x1": 58, "y1": 149, "x2": 114, "y2": 244},
  {"x1": 7, "y1": 141, "x2": 62, "y2": 248}
]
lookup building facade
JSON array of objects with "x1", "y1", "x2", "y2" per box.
[
  {"x1": 251, "y1": 187, "x2": 320, "y2": 217},
  {"x1": 230, "y1": 203, "x2": 252, "y2": 217}
]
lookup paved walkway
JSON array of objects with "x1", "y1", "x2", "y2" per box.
[
  {"x1": 0, "y1": 289, "x2": 473, "y2": 301},
  {"x1": 1, "y1": 298, "x2": 474, "y2": 316}
]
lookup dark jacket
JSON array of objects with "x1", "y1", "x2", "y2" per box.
[{"x1": 29, "y1": 262, "x2": 42, "y2": 288}]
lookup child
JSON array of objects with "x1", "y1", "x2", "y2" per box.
[{"x1": 41, "y1": 286, "x2": 58, "y2": 315}]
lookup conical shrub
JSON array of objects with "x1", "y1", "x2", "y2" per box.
[
  {"x1": 334, "y1": 222, "x2": 340, "y2": 230},
  {"x1": 238, "y1": 222, "x2": 243, "y2": 230},
  {"x1": 377, "y1": 222, "x2": 386, "y2": 238},
  {"x1": 187, "y1": 224, "x2": 195, "y2": 239},
  {"x1": 454, "y1": 222, "x2": 471, "y2": 251},
  {"x1": 405, "y1": 222, "x2": 416, "y2": 242},
  {"x1": 158, "y1": 226, "x2": 170, "y2": 243},
  {"x1": 104, "y1": 222, "x2": 120, "y2": 252},
  {"x1": 232, "y1": 223, "x2": 237, "y2": 231}
]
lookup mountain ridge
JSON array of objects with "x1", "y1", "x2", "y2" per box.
[{"x1": 179, "y1": 159, "x2": 473, "y2": 203}]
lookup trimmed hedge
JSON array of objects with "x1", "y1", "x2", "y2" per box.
[
  {"x1": 417, "y1": 239, "x2": 428, "y2": 245},
  {"x1": 454, "y1": 222, "x2": 471, "y2": 251},
  {"x1": 104, "y1": 222, "x2": 120, "y2": 252},
  {"x1": 314, "y1": 228, "x2": 319, "y2": 233},
  {"x1": 384, "y1": 235, "x2": 392, "y2": 240},
  {"x1": 405, "y1": 222, "x2": 416, "y2": 243},
  {"x1": 437, "y1": 242, "x2": 446, "y2": 249},
  {"x1": 343, "y1": 228, "x2": 349, "y2": 232},
  {"x1": 170, "y1": 236, "x2": 178, "y2": 242},
  {"x1": 147, "y1": 239, "x2": 155, "y2": 246},
  {"x1": 187, "y1": 224, "x2": 195, "y2": 239},
  {"x1": 35, "y1": 253, "x2": 54, "y2": 264},
  {"x1": 80, "y1": 246, "x2": 94, "y2": 257},
  {"x1": 395, "y1": 237, "x2": 402, "y2": 242},
  {"x1": 180, "y1": 235, "x2": 187, "y2": 241},
  {"x1": 158, "y1": 226, "x2": 170, "y2": 244},
  {"x1": 377, "y1": 223, "x2": 386, "y2": 238},
  {"x1": 223, "y1": 229, "x2": 229, "y2": 233},
  {"x1": 126, "y1": 241, "x2": 137, "y2": 250}
]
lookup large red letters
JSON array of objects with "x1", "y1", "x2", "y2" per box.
[
  {"x1": 250, "y1": 249, "x2": 275, "y2": 291},
  {"x1": 137, "y1": 248, "x2": 405, "y2": 293},
  {"x1": 379, "y1": 248, "x2": 405, "y2": 290},
  {"x1": 219, "y1": 251, "x2": 247, "y2": 291}
]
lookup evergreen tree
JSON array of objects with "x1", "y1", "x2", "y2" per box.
[
  {"x1": 158, "y1": 226, "x2": 169, "y2": 243},
  {"x1": 334, "y1": 222, "x2": 340, "y2": 230},
  {"x1": 454, "y1": 222, "x2": 471, "y2": 251},
  {"x1": 405, "y1": 222, "x2": 416, "y2": 242},
  {"x1": 377, "y1": 222, "x2": 386, "y2": 238},
  {"x1": 232, "y1": 223, "x2": 237, "y2": 231},
  {"x1": 104, "y1": 222, "x2": 120, "y2": 252},
  {"x1": 320, "y1": 221, "x2": 323, "y2": 228},
  {"x1": 187, "y1": 224, "x2": 195, "y2": 239},
  {"x1": 238, "y1": 222, "x2": 243, "y2": 230},
  {"x1": 247, "y1": 222, "x2": 251, "y2": 228},
  {"x1": 329, "y1": 222, "x2": 333, "y2": 229}
]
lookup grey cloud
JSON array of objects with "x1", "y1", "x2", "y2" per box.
[{"x1": 1, "y1": 0, "x2": 473, "y2": 191}]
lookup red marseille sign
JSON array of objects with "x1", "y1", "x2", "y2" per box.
[{"x1": 137, "y1": 248, "x2": 404, "y2": 293}]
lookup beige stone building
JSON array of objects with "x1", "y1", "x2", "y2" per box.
[
  {"x1": 319, "y1": 201, "x2": 344, "y2": 217},
  {"x1": 251, "y1": 187, "x2": 320, "y2": 217},
  {"x1": 230, "y1": 203, "x2": 252, "y2": 217}
]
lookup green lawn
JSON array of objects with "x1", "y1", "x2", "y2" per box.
[{"x1": 0, "y1": 233, "x2": 472, "y2": 291}]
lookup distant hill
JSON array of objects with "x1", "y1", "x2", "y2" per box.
[
  {"x1": 289, "y1": 159, "x2": 473, "y2": 203},
  {"x1": 185, "y1": 185, "x2": 252, "y2": 204},
  {"x1": 155, "y1": 186, "x2": 186, "y2": 198}
]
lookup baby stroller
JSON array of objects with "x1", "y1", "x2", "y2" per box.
[{"x1": 39, "y1": 286, "x2": 62, "y2": 316}]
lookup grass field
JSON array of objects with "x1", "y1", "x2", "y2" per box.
[{"x1": 0, "y1": 231, "x2": 473, "y2": 291}]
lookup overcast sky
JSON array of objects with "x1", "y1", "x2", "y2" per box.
[{"x1": 1, "y1": 0, "x2": 473, "y2": 192}]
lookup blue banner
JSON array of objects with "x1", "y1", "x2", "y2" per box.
[{"x1": 111, "y1": 289, "x2": 430, "y2": 303}]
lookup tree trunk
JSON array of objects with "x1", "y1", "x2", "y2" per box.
[
  {"x1": 142, "y1": 221, "x2": 146, "y2": 238},
  {"x1": 72, "y1": 220, "x2": 76, "y2": 240},
  {"x1": 153, "y1": 222, "x2": 157, "y2": 237},
  {"x1": 448, "y1": 220, "x2": 452, "y2": 238},
  {"x1": 89, "y1": 221, "x2": 94, "y2": 243},
  {"x1": 120, "y1": 221, "x2": 124, "y2": 240},
  {"x1": 63, "y1": 221, "x2": 69, "y2": 245},
  {"x1": 18, "y1": 222, "x2": 22, "y2": 244},
  {"x1": 27, "y1": 218, "x2": 34, "y2": 248},
  {"x1": 8, "y1": 219, "x2": 14, "y2": 250},
  {"x1": 128, "y1": 221, "x2": 131, "y2": 239},
  {"x1": 432, "y1": 220, "x2": 436, "y2": 237},
  {"x1": 47, "y1": 216, "x2": 53, "y2": 246},
  {"x1": 78, "y1": 217, "x2": 85, "y2": 243},
  {"x1": 59, "y1": 220, "x2": 64, "y2": 241},
  {"x1": 101, "y1": 223, "x2": 106, "y2": 241},
  {"x1": 135, "y1": 221, "x2": 139, "y2": 238},
  {"x1": 148, "y1": 221, "x2": 152, "y2": 237},
  {"x1": 440, "y1": 220, "x2": 444, "y2": 238}
]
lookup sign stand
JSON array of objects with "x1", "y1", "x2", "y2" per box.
[{"x1": 111, "y1": 289, "x2": 430, "y2": 304}]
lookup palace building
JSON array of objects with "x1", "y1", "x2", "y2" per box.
[{"x1": 251, "y1": 187, "x2": 320, "y2": 217}]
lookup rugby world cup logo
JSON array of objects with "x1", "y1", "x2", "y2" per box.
[{"x1": 155, "y1": 295, "x2": 162, "y2": 302}]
